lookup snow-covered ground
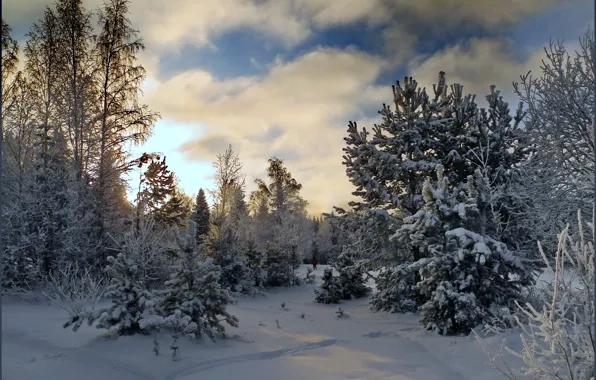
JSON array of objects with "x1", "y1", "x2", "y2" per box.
[{"x1": 2, "y1": 265, "x2": 527, "y2": 380}]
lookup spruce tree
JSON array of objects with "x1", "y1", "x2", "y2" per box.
[
  {"x1": 64, "y1": 249, "x2": 154, "y2": 335},
  {"x1": 156, "y1": 222, "x2": 238, "y2": 341},
  {"x1": 334, "y1": 246, "x2": 370, "y2": 300},
  {"x1": 137, "y1": 154, "x2": 188, "y2": 228},
  {"x1": 193, "y1": 188, "x2": 210, "y2": 245},
  {"x1": 32, "y1": 122, "x2": 70, "y2": 274},
  {"x1": 314, "y1": 268, "x2": 342, "y2": 304},
  {"x1": 261, "y1": 242, "x2": 295, "y2": 287}
]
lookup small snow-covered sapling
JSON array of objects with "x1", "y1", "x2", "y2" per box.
[
  {"x1": 336, "y1": 307, "x2": 347, "y2": 318},
  {"x1": 304, "y1": 267, "x2": 316, "y2": 284},
  {"x1": 171, "y1": 335, "x2": 180, "y2": 361},
  {"x1": 300, "y1": 313, "x2": 305, "y2": 319},
  {"x1": 152, "y1": 331, "x2": 160, "y2": 356},
  {"x1": 280, "y1": 302, "x2": 288, "y2": 310},
  {"x1": 276, "y1": 319, "x2": 281, "y2": 329}
]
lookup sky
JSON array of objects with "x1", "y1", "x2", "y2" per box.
[{"x1": 3, "y1": 0, "x2": 594, "y2": 214}]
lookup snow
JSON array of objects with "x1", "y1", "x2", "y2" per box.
[{"x1": 2, "y1": 265, "x2": 527, "y2": 380}]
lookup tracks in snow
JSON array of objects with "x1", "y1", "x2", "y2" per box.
[
  {"x1": 3, "y1": 330, "x2": 159, "y2": 380},
  {"x1": 165, "y1": 338, "x2": 342, "y2": 380}
]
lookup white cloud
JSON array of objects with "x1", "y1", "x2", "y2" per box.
[
  {"x1": 141, "y1": 47, "x2": 388, "y2": 213},
  {"x1": 3, "y1": 0, "x2": 566, "y2": 55},
  {"x1": 408, "y1": 38, "x2": 546, "y2": 107},
  {"x1": 2, "y1": 0, "x2": 573, "y2": 214}
]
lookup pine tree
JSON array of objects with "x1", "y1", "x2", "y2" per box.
[
  {"x1": 390, "y1": 167, "x2": 536, "y2": 335},
  {"x1": 253, "y1": 157, "x2": 307, "y2": 221},
  {"x1": 193, "y1": 188, "x2": 210, "y2": 245},
  {"x1": 250, "y1": 157, "x2": 309, "y2": 287},
  {"x1": 97, "y1": 252, "x2": 155, "y2": 335},
  {"x1": 314, "y1": 268, "x2": 342, "y2": 304},
  {"x1": 342, "y1": 73, "x2": 476, "y2": 215},
  {"x1": 341, "y1": 74, "x2": 478, "y2": 300}
]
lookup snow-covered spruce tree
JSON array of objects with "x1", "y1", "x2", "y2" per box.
[
  {"x1": 242, "y1": 236, "x2": 266, "y2": 291},
  {"x1": 334, "y1": 246, "x2": 370, "y2": 300},
  {"x1": 503, "y1": 210, "x2": 594, "y2": 379},
  {"x1": 324, "y1": 205, "x2": 399, "y2": 266},
  {"x1": 315, "y1": 268, "x2": 343, "y2": 304},
  {"x1": 63, "y1": 222, "x2": 166, "y2": 335},
  {"x1": 370, "y1": 265, "x2": 418, "y2": 313},
  {"x1": 64, "y1": 250, "x2": 154, "y2": 335},
  {"x1": 261, "y1": 242, "x2": 296, "y2": 287},
  {"x1": 204, "y1": 217, "x2": 253, "y2": 294},
  {"x1": 193, "y1": 188, "x2": 210, "y2": 245},
  {"x1": 151, "y1": 221, "x2": 238, "y2": 341}
]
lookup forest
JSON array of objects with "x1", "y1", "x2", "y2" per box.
[{"x1": 1, "y1": 0, "x2": 594, "y2": 378}]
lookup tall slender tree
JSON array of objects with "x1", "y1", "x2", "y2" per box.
[
  {"x1": 94, "y1": 0, "x2": 159, "y2": 248},
  {"x1": 193, "y1": 188, "x2": 210, "y2": 245},
  {"x1": 54, "y1": 0, "x2": 95, "y2": 180},
  {"x1": 1, "y1": 19, "x2": 21, "y2": 119}
]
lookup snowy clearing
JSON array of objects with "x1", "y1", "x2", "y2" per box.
[{"x1": 2, "y1": 265, "x2": 526, "y2": 380}]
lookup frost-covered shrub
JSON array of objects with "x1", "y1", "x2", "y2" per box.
[
  {"x1": 42, "y1": 261, "x2": 106, "y2": 317},
  {"x1": 505, "y1": 211, "x2": 594, "y2": 379},
  {"x1": 304, "y1": 267, "x2": 316, "y2": 284},
  {"x1": 314, "y1": 268, "x2": 343, "y2": 304}
]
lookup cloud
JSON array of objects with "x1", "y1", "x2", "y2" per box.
[
  {"x1": 143, "y1": 47, "x2": 388, "y2": 213},
  {"x1": 1, "y1": 0, "x2": 572, "y2": 214},
  {"x1": 180, "y1": 134, "x2": 238, "y2": 158},
  {"x1": 407, "y1": 38, "x2": 546, "y2": 106},
  {"x1": 388, "y1": 0, "x2": 562, "y2": 30},
  {"x1": 4, "y1": 0, "x2": 565, "y2": 55},
  {"x1": 143, "y1": 34, "x2": 562, "y2": 214}
]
